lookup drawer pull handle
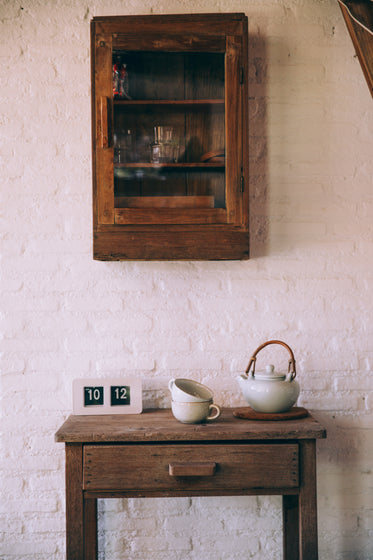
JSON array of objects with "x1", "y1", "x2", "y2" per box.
[{"x1": 169, "y1": 462, "x2": 216, "y2": 477}]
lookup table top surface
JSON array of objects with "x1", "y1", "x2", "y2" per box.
[{"x1": 55, "y1": 408, "x2": 326, "y2": 443}]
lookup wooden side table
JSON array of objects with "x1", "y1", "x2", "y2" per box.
[{"x1": 55, "y1": 408, "x2": 326, "y2": 560}]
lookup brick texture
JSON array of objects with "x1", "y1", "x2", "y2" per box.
[{"x1": 1, "y1": 1, "x2": 372, "y2": 559}]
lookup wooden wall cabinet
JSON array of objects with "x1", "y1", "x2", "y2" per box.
[{"x1": 91, "y1": 13, "x2": 249, "y2": 260}]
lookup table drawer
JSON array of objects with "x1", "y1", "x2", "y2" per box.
[{"x1": 83, "y1": 444, "x2": 299, "y2": 493}]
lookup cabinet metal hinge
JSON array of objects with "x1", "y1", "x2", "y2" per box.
[
  {"x1": 240, "y1": 67, "x2": 244, "y2": 84},
  {"x1": 240, "y1": 176, "x2": 245, "y2": 193}
]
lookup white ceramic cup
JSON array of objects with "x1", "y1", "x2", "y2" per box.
[
  {"x1": 168, "y1": 378, "x2": 214, "y2": 402},
  {"x1": 171, "y1": 400, "x2": 221, "y2": 424}
]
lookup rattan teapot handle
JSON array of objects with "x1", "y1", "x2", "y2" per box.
[{"x1": 245, "y1": 340, "x2": 296, "y2": 380}]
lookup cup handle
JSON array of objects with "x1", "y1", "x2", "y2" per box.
[
  {"x1": 206, "y1": 403, "x2": 221, "y2": 421},
  {"x1": 168, "y1": 379, "x2": 175, "y2": 392}
]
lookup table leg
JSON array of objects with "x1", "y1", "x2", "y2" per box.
[
  {"x1": 299, "y1": 440, "x2": 318, "y2": 560},
  {"x1": 283, "y1": 494, "x2": 299, "y2": 560},
  {"x1": 65, "y1": 444, "x2": 84, "y2": 560},
  {"x1": 84, "y1": 498, "x2": 98, "y2": 560}
]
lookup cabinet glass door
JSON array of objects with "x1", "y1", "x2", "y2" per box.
[
  {"x1": 94, "y1": 29, "x2": 243, "y2": 230},
  {"x1": 112, "y1": 51, "x2": 226, "y2": 225}
]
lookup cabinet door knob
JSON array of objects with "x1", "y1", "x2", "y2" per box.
[{"x1": 169, "y1": 462, "x2": 216, "y2": 477}]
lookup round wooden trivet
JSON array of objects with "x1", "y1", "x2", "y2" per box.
[{"x1": 233, "y1": 407, "x2": 309, "y2": 421}]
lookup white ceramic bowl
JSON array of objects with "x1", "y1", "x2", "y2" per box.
[
  {"x1": 171, "y1": 400, "x2": 221, "y2": 424},
  {"x1": 168, "y1": 378, "x2": 213, "y2": 402}
]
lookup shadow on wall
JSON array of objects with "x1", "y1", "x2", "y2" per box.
[
  {"x1": 248, "y1": 31, "x2": 269, "y2": 259},
  {"x1": 248, "y1": 29, "x2": 334, "y2": 259},
  {"x1": 312, "y1": 410, "x2": 373, "y2": 557}
]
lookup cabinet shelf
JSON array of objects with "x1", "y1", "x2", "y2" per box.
[
  {"x1": 114, "y1": 99, "x2": 225, "y2": 106},
  {"x1": 114, "y1": 162, "x2": 225, "y2": 168},
  {"x1": 115, "y1": 195, "x2": 215, "y2": 208}
]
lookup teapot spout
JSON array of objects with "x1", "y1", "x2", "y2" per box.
[
  {"x1": 236, "y1": 374, "x2": 248, "y2": 387},
  {"x1": 236, "y1": 374, "x2": 250, "y2": 403}
]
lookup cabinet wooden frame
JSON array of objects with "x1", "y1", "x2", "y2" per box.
[{"x1": 91, "y1": 13, "x2": 249, "y2": 260}]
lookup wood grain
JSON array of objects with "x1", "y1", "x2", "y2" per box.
[
  {"x1": 58, "y1": 406, "x2": 326, "y2": 559},
  {"x1": 225, "y1": 35, "x2": 242, "y2": 226},
  {"x1": 91, "y1": 13, "x2": 249, "y2": 260},
  {"x1": 55, "y1": 408, "x2": 326, "y2": 443},
  {"x1": 83, "y1": 443, "x2": 299, "y2": 493},
  {"x1": 84, "y1": 499, "x2": 97, "y2": 560},
  {"x1": 114, "y1": 207, "x2": 227, "y2": 225},
  {"x1": 113, "y1": 34, "x2": 226, "y2": 53},
  {"x1": 96, "y1": 13, "x2": 246, "y2": 37},
  {"x1": 115, "y1": 195, "x2": 215, "y2": 208},
  {"x1": 114, "y1": 99, "x2": 225, "y2": 105},
  {"x1": 93, "y1": 33, "x2": 114, "y2": 225},
  {"x1": 93, "y1": 228, "x2": 250, "y2": 260},
  {"x1": 283, "y1": 494, "x2": 299, "y2": 560},
  {"x1": 65, "y1": 444, "x2": 84, "y2": 559},
  {"x1": 233, "y1": 407, "x2": 309, "y2": 421},
  {"x1": 299, "y1": 441, "x2": 319, "y2": 559}
]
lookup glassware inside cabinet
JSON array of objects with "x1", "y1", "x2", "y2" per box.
[{"x1": 112, "y1": 50, "x2": 226, "y2": 217}]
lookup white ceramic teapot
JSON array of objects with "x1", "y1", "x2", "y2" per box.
[{"x1": 237, "y1": 340, "x2": 300, "y2": 413}]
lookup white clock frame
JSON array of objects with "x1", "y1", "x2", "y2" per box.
[{"x1": 73, "y1": 377, "x2": 142, "y2": 415}]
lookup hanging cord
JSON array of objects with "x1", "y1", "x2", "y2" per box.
[{"x1": 337, "y1": 0, "x2": 373, "y2": 36}]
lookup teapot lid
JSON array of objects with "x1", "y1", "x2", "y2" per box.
[{"x1": 254, "y1": 364, "x2": 286, "y2": 380}]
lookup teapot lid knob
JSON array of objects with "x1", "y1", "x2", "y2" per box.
[{"x1": 266, "y1": 364, "x2": 275, "y2": 373}]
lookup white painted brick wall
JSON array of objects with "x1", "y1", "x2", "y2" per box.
[{"x1": 1, "y1": 0, "x2": 372, "y2": 558}]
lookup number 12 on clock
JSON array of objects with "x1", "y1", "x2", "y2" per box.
[{"x1": 111, "y1": 385, "x2": 130, "y2": 406}]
